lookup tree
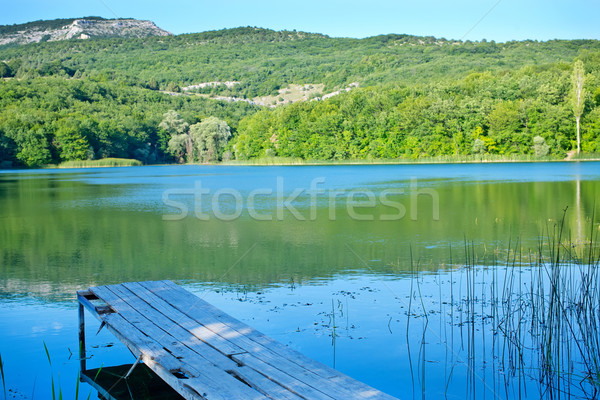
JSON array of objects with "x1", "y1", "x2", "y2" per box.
[
  {"x1": 189, "y1": 117, "x2": 231, "y2": 163},
  {"x1": 54, "y1": 122, "x2": 90, "y2": 161},
  {"x1": 159, "y1": 110, "x2": 189, "y2": 137},
  {"x1": 160, "y1": 110, "x2": 191, "y2": 162},
  {"x1": 472, "y1": 138, "x2": 485, "y2": 155},
  {"x1": 533, "y1": 136, "x2": 549, "y2": 158},
  {"x1": 572, "y1": 60, "x2": 586, "y2": 154},
  {"x1": 146, "y1": 78, "x2": 159, "y2": 91},
  {"x1": 165, "y1": 82, "x2": 181, "y2": 93},
  {"x1": 486, "y1": 101, "x2": 524, "y2": 154},
  {"x1": 0, "y1": 62, "x2": 13, "y2": 78},
  {"x1": 167, "y1": 134, "x2": 188, "y2": 162},
  {"x1": 16, "y1": 128, "x2": 52, "y2": 167}
]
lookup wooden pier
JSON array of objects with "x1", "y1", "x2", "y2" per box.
[{"x1": 77, "y1": 280, "x2": 398, "y2": 400}]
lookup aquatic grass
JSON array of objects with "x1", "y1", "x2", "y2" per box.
[
  {"x1": 224, "y1": 156, "x2": 307, "y2": 165},
  {"x1": 75, "y1": 371, "x2": 94, "y2": 400},
  {"x1": 223, "y1": 153, "x2": 562, "y2": 166},
  {"x1": 75, "y1": 372, "x2": 80, "y2": 400},
  {"x1": 570, "y1": 152, "x2": 600, "y2": 161},
  {"x1": 42, "y1": 342, "x2": 93, "y2": 400},
  {"x1": 43, "y1": 341, "x2": 61, "y2": 400},
  {"x1": 399, "y1": 210, "x2": 600, "y2": 399},
  {"x1": 56, "y1": 158, "x2": 143, "y2": 168},
  {"x1": 0, "y1": 352, "x2": 6, "y2": 400}
]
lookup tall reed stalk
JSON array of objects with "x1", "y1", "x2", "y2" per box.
[
  {"x1": 0, "y1": 352, "x2": 6, "y2": 400},
  {"x1": 403, "y1": 210, "x2": 600, "y2": 399}
]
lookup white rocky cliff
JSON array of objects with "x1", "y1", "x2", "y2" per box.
[{"x1": 0, "y1": 18, "x2": 172, "y2": 46}]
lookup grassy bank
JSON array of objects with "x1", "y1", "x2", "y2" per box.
[
  {"x1": 56, "y1": 158, "x2": 143, "y2": 168},
  {"x1": 24, "y1": 153, "x2": 600, "y2": 170},
  {"x1": 222, "y1": 153, "x2": 594, "y2": 166},
  {"x1": 571, "y1": 152, "x2": 600, "y2": 161}
]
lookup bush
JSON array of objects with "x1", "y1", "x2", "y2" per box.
[
  {"x1": 533, "y1": 136, "x2": 550, "y2": 158},
  {"x1": 472, "y1": 138, "x2": 486, "y2": 155}
]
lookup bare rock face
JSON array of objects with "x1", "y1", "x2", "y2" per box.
[{"x1": 0, "y1": 18, "x2": 172, "y2": 46}]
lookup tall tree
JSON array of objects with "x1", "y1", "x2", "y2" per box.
[
  {"x1": 159, "y1": 110, "x2": 191, "y2": 162},
  {"x1": 16, "y1": 128, "x2": 52, "y2": 167},
  {"x1": 572, "y1": 60, "x2": 586, "y2": 154},
  {"x1": 54, "y1": 120, "x2": 90, "y2": 161},
  {"x1": 190, "y1": 117, "x2": 231, "y2": 163}
]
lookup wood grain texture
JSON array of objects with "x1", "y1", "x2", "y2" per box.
[{"x1": 79, "y1": 280, "x2": 398, "y2": 400}]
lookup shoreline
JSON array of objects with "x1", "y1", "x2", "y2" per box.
[
  {"x1": 1, "y1": 157, "x2": 600, "y2": 171},
  {"x1": 220, "y1": 157, "x2": 600, "y2": 167}
]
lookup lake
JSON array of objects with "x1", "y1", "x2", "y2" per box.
[{"x1": 1, "y1": 162, "x2": 599, "y2": 399}]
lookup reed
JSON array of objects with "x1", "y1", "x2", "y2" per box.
[
  {"x1": 570, "y1": 152, "x2": 600, "y2": 161},
  {"x1": 0, "y1": 352, "x2": 5, "y2": 400},
  {"x1": 224, "y1": 154, "x2": 562, "y2": 166},
  {"x1": 223, "y1": 156, "x2": 307, "y2": 166},
  {"x1": 56, "y1": 158, "x2": 143, "y2": 168},
  {"x1": 41, "y1": 342, "x2": 94, "y2": 400},
  {"x1": 402, "y1": 210, "x2": 600, "y2": 399},
  {"x1": 43, "y1": 342, "x2": 62, "y2": 400}
]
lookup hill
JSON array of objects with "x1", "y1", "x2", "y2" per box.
[
  {"x1": 0, "y1": 23, "x2": 599, "y2": 167},
  {"x1": 2, "y1": 26, "x2": 599, "y2": 93},
  {"x1": 0, "y1": 17, "x2": 171, "y2": 46}
]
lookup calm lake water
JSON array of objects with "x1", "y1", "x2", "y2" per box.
[{"x1": 1, "y1": 162, "x2": 599, "y2": 399}]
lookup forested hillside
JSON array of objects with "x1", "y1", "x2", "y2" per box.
[
  {"x1": 233, "y1": 59, "x2": 600, "y2": 160},
  {"x1": 0, "y1": 24, "x2": 599, "y2": 167}
]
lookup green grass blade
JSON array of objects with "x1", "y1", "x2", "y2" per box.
[
  {"x1": 43, "y1": 342, "x2": 52, "y2": 367},
  {"x1": 50, "y1": 376, "x2": 56, "y2": 400},
  {"x1": 75, "y1": 372, "x2": 80, "y2": 400},
  {"x1": 0, "y1": 352, "x2": 6, "y2": 400},
  {"x1": 44, "y1": 342, "x2": 56, "y2": 400},
  {"x1": 93, "y1": 364, "x2": 103, "y2": 382}
]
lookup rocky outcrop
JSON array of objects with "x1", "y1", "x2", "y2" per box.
[
  {"x1": 182, "y1": 81, "x2": 241, "y2": 91},
  {"x1": 0, "y1": 18, "x2": 171, "y2": 46}
]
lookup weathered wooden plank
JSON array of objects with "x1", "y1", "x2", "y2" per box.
[
  {"x1": 228, "y1": 366, "x2": 305, "y2": 400},
  {"x1": 146, "y1": 281, "x2": 337, "y2": 377},
  {"x1": 151, "y1": 280, "x2": 396, "y2": 399},
  {"x1": 180, "y1": 375, "x2": 264, "y2": 400},
  {"x1": 84, "y1": 280, "x2": 397, "y2": 400},
  {"x1": 110, "y1": 283, "x2": 243, "y2": 368},
  {"x1": 328, "y1": 376, "x2": 393, "y2": 400},
  {"x1": 121, "y1": 281, "x2": 246, "y2": 356},
  {"x1": 97, "y1": 313, "x2": 193, "y2": 398},
  {"x1": 139, "y1": 282, "x2": 373, "y2": 399},
  {"x1": 119, "y1": 283, "x2": 315, "y2": 400},
  {"x1": 233, "y1": 351, "x2": 386, "y2": 400},
  {"x1": 101, "y1": 313, "x2": 180, "y2": 371},
  {"x1": 142, "y1": 285, "x2": 340, "y2": 379},
  {"x1": 232, "y1": 353, "x2": 334, "y2": 400},
  {"x1": 92, "y1": 284, "x2": 268, "y2": 400},
  {"x1": 139, "y1": 281, "x2": 268, "y2": 353}
]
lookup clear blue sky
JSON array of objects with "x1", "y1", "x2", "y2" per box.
[{"x1": 1, "y1": 0, "x2": 599, "y2": 42}]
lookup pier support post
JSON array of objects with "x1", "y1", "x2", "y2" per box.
[{"x1": 78, "y1": 302, "x2": 86, "y2": 372}]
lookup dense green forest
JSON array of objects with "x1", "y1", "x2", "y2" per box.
[
  {"x1": 1, "y1": 23, "x2": 600, "y2": 167},
  {"x1": 0, "y1": 77, "x2": 256, "y2": 166},
  {"x1": 233, "y1": 59, "x2": 600, "y2": 159}
]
